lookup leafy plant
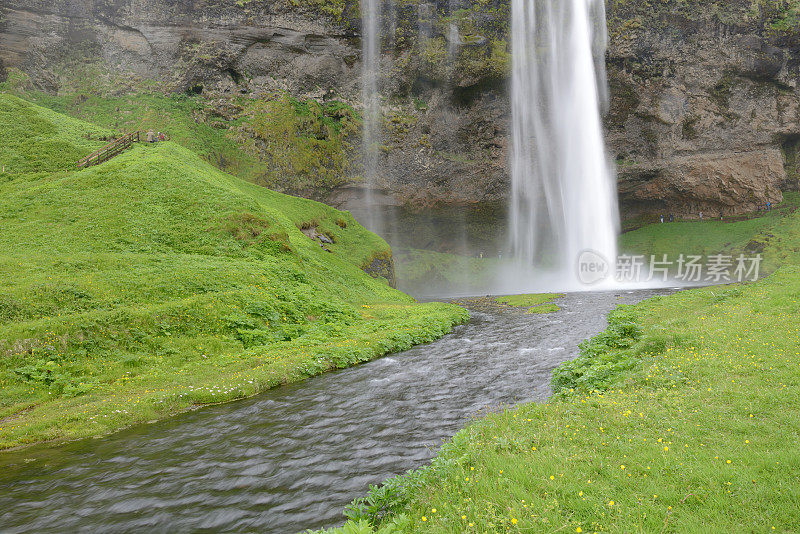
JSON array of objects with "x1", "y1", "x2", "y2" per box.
[
  {"x1": 551, "y1": 305, "x2": 643, "y2": 393},
  {"x1": 345, "y1": 466, "x2": 433, "y2": 526}
]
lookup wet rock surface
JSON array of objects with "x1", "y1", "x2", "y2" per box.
[
  {"x1": 2, "y1": 0, "x2": 799, "y2": 218},
  {"x1": 361, "y1": 252, "x2": 397, "y2": 288}
]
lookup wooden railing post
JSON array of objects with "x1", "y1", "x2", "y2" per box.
[{"x1": 76, "y1": 131, "x2": 142, "y2": 169}]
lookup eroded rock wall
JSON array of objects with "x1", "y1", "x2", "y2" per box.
[
  {"x1": 0, "y1": 0, "x2": 361, "y2": 94},
  {"x1": 2, "y1": 0, "x2": 799, "y2": 219},
  {"x1": 605, "y1": 2, "x2": 800, "y2": 218}
]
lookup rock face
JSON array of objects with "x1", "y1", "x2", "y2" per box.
[
  {"x1": 361, "y1": 251, "x2": 397, "y2": 288},
  {"x1": 0, "y1": 0, "x2": 362, "y2": 95},
  {"x1": 2, "y1": 0, "x2": 799, "y2": 219},
  {"x1": 619, "y1": 150, "x2": 786, "y2": 218},
  {"x1": 605, "y1": 6, "x2": 800, "y2": 218}
]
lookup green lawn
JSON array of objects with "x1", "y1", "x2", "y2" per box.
[
  {"x1": 619, "y1": 193, "x2": 800, "y2": 268},
  {"x1": 0, "y1": 93, "x2": 467, "y2": 449}
]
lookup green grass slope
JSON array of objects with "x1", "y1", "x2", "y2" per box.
[
  {"x1": 0, "y1": 93, "x2": 467, "y2": 449},
  {"x1": 620, "y1": 193, "x2": 800, "y2": 267},
  {"x1": 8, "y1": 85, "x2": 360, "y2": 193},
  {"x1": 17, "y1": 90, "x2": 272, "y2": 184},
  {"x1": 0, "y1": 93, "x2": 111, "y2": 176}
]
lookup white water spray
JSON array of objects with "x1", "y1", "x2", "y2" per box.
[
  {"x1": 361, "y1": 0, "x2": 383, "y2": 233},
  {"x1": 509, "y1": 0, "x2": 619, "y2": 284},
  {"x1": 448, "y1": 23, "x2": 460, "y2": 59}
]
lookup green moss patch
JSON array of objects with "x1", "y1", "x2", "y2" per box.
[
  {"x1": 234, "y1": 93, "x2": 361, "y2": 192},
  {"x1": 526, "y1": 303, "x2": 560, "y2": 314},
  {"x1": 495, "y1": 293, "x2": 564, "y2": 314}
]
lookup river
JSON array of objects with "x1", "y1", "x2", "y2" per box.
[{"x1": 0, "y1": 290, "x2": 669, "y2": 533}]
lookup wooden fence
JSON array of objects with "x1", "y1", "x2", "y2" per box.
[{"x1": 76, "y1": 131, "x2": 140, "y2": 169}]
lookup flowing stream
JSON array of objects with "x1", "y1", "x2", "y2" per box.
[{"x1": 0, "y1": 290, "x2": 669, "y2": 533}]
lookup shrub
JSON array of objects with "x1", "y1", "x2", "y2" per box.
[{"x1": 551, "y1": 305, "x2": 643, "y2": 393}]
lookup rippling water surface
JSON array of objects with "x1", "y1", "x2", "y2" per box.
[{"x1": 0, "y1": 290, "x2": 668, "y2": 533}]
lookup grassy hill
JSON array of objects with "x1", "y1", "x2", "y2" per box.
[
  {"x1": 15, "y1": 88, "x2": 273, "y2": 184},
  {"x1": 0, "y1": 93, "x2": 467, "y2": 449},
  {"x1": 4, "y1": 77, "x2": 360, "y2": 194}
]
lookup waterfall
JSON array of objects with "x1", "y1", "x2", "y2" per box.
[
  {"x1": 448, "y1": 23, "x2": 460, "y2": 59},
  {"x1": 361, "y1": 0, "x2": 383, "y2": 233},
  {"x1": 509, "y1": 0, "x2": 619, "y2": 284}
]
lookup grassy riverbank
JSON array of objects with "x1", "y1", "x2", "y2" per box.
[
  {"x1": 619, "y1": 193, "x2": 800, "y2": 266},
  {"x1": 0, "y1": 93, "x2": 467, "y2": 449},
  {"x1": 321, "y1": 213, "x2": 800, "y2": 532}
]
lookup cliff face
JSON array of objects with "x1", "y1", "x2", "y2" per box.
[
  {"x1": 2, "y1": 0, "x2": 799, "y2": 219},
  {"x1": 605, "y1": 1, "x2": 800, "y2": 218},
  {"x1": 0, "y1": 0, "x2": 362, "y2": 95}
]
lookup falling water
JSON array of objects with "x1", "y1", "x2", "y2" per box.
[
  {"x1": 509, "y1": 0, "x2": 619, "y2": 284},
  {"x1": 448, "y1": 23, "x2": 460, "y2": 59},
  {"x1": 447, "y1": 0, "x2": 460, "y2": 59},
  {"x1": 361, "y1": 0, "x2": 383, "y2": 233}
]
